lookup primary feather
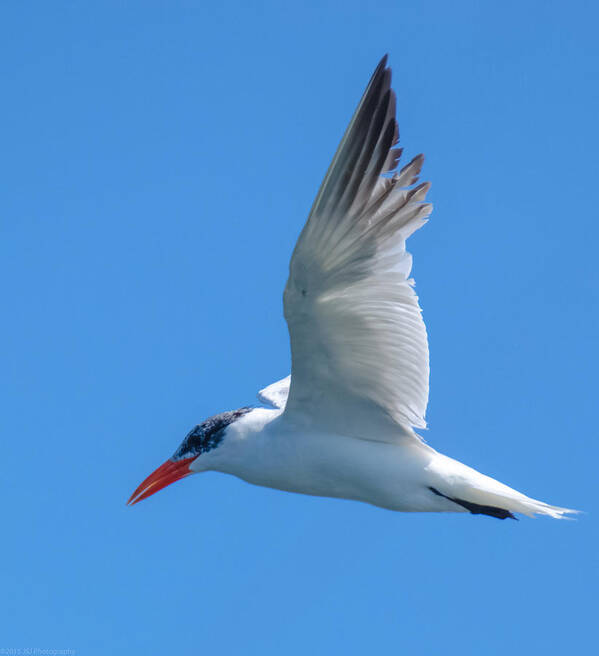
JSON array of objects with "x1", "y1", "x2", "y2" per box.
[{"x1": 284, "y1": 55, "x2": 431, "y2": 432}]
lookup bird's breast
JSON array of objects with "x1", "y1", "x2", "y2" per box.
[{"x1": 217, "y1": 418, "x2": 434, "y2": 511}]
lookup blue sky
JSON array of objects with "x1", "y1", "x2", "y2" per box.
[{"x1": 1, "y1": 1, "x2": 597, "y2": 654}]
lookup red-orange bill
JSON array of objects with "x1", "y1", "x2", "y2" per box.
[{"x1": 127, "y1": 457, "x2": 195, "y2": 505}]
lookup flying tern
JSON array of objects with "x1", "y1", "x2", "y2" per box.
[{"x1": 128, "y1": 56, "x2": 576, "y2": 520}]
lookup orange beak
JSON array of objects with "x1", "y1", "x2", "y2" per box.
[{"x1": 127, "y1": 457, "x2": 195, "y2": 505}]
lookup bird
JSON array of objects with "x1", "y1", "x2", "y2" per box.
[{"x1": 128, "y1": 55, "x2": 577, "y2": 520}]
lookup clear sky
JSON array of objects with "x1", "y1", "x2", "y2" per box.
[{"x1": 1, "y1": 1, "x2": 597, "y2": 654}]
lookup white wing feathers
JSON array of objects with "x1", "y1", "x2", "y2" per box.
[
  {"x1": 281, "y1": 56, "x2": 432, "y2": 433},
  {"x1": 258, "y1": 376, "x2": 290, "y2": 410}
]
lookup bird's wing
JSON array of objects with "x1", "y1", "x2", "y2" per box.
[
  {"x1": 258, "y1": 376, "x2": 290, "y2": 409},
  {"x1": 283, "y1": 56, "x2": 432, "y2": 437}
]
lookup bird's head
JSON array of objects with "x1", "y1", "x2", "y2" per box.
[{"x1": 127, "y1": 407, "x2": 253, "y2": 505}]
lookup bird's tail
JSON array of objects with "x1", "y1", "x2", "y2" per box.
[{"x1": 428, "y1": 453, "x2": 579, "y2": 520}]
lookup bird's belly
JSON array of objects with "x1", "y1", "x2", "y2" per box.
[{"x1": 226, "y1": 431, "x2": 436, "y2": 512}]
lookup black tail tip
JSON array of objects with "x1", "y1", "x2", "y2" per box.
[{"x1": 429, "y1": 487, "x2": 518, "y2": 521}]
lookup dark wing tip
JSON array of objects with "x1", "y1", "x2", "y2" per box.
[
  {"x1": 367, "y1": 55, "x2": 391, "y2": 96},
  {"x1": 310, "y1": 53, "x2": 400, "y2": 221}
]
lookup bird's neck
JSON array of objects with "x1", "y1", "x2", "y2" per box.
[{"x1": 195, "y1": 407, "x2": 283, "y2": 474}]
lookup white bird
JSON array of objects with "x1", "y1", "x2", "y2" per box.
[{"x1": 128, "y1": 56, "x2": 576, "y2": 520}]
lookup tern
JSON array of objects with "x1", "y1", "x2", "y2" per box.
[{"x1": 128, "y1": 56, "x2": 576, "y2": 520}]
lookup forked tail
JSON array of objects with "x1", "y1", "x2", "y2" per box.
[{"x1": 428, "y1": 453, "x2": 579, "y2": 520}]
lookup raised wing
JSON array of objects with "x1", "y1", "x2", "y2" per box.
[
  {"x1": 258, "y1": 376, "x2": 290, "y2": 409},
  {"x1": 283, "y1": 56, "x2": 432, "y2": 435}
]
